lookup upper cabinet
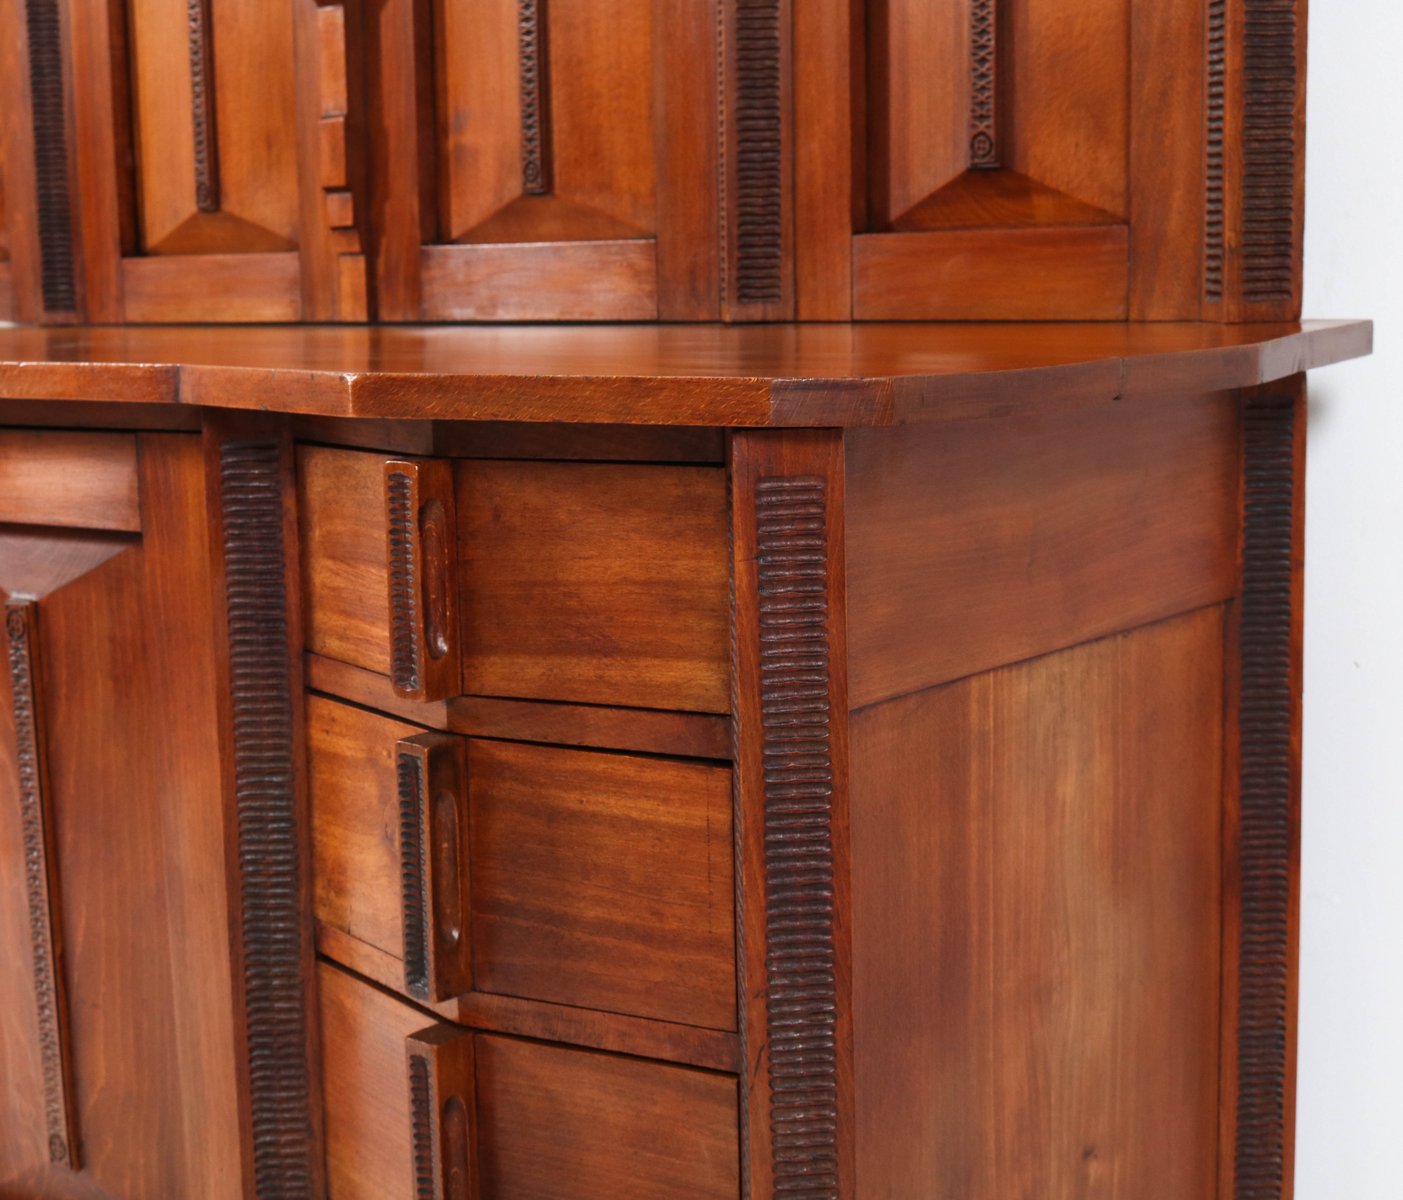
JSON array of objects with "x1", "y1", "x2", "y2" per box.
[{"x1": 0, "y1": 0, "x2": 1304, "y2": 325}]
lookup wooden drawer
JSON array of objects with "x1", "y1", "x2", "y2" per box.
[
  {"x1": 310, "y1": 697, "x2": 737, "y2": 1029},
  {"x1": 319, "y1": 963, "x2": 740, "y2": 1200},
  {"x1": 298, "y1": 445, "x2": 730, "y2": 712}
]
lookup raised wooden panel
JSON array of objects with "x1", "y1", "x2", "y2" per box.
[
  {"x1": 474, "y1": 1035, "x2": 739, "y2": 1200},
  {"x1": 0, "y1": 432, "x2": 140, "y2": 533},
  {"x1": 849, "y1": 609, "x2": 1225, "y2": 1199},
  {"x1": 458, "y1": 460, "x2": 730, "y2": 712},
  {"x1": 846, "y1": 391, "x2": 1239, "y2": 708},
  {"x1": 469, "y1": 739, "x2": 735, "y2": 1030}
]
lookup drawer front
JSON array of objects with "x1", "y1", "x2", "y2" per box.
[
  {"x1": 0, "y1": 430, "x2": 140, "y2": 531},
  {"x1": 298, "y1": 446, "x2": 730, "y2": 712},
  {"x1": 310, "y1": 697, "x2": 737, "y2": 1029},
  {"x1": 319, "y1": 963, "x2": 739, "y2": 1200}
]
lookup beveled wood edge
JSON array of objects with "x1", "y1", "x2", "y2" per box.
[
  {"x1": 0, "y1": 320, "x2": 1372, "y2": 428},
  {"x1": 315, "y1": 924, "x2": 741, "y2": 1074}
]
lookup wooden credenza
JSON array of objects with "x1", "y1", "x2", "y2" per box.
[
  {"x1": 0, "y1": 319, "x2": 1372, "y2": 1199},
  {"x1": 0, "y1": 0, "x2": 1375, "y2": 1195}
]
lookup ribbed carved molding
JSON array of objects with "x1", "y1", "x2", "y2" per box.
[
  {"x1": 732, "y1": 0, "x2": 784, "y2": 306},
  {"x1": 23, "y1": 0, "x2": 76, "y2": 314},
  {"x1": 399, "y1": 752, "x2": 431, "y2": 1000},
  {"x1": 187, "y1": 0, "x2": 221, "y2": 212},
  {"x1": 408, "y1": 1052, "x2": 436, "y2": 1200},
  {"x1": 754, "y1": 476, "x2": 840, "y2": 1199},
  {"x1": 218, "y1": 438, "x2": 318, "y2": 1198},
  {"x1": 1240, "y1": 0, "x2": 1299, "y2": 305},
  {"x1": 518, "y1": 0, "x2": 550, "y2": 194},
  {"x1": 1204, "y1": 0, "x2": 1227, "y2": 300},
  {"x1": 6, "y1": 602, "x2": 79, "y2": 1170},
  {"x1": 1233, "y1": 392, "x2": 1297, "y2": 1199},
  {"x1": 386, "y1": 468, "x2": 422, "y2": 695}
]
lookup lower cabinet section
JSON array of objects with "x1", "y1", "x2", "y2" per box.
[{"x1": 318, "y1": 962, "x2": 740, "y2": 1199}]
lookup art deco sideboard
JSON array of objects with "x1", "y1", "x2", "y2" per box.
[{"x1": 0, "y1": 0, "x2": 1374, "y2": 1198}]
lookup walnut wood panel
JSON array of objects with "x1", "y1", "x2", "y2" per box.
[
  {"x1": 1, "y1": 437, "x2": 244, "y2": 1199},
  {"x1": 307, "y1": 651, "x2": 732, "y2": 760},
  {"x1": 730, "y1": 429, "x2": 854, "y2": 1199},
  {"x1": 208, "y1": 425, "x2": 323, "y2": 1199},
  {"x1": 848, "y1": 609, "x2": 1225, "y2": 1199},
  {"x1": 320, "y1": 960, "x2": 447, "y2": 1200},
  {"x1": 1218, "y1": 379, "x2": 1306, "y2": 1200},
  {"x1": 845, "y1": 390, "x2": 1240, "y2": 709},
  {"x1": 0, "y1": 432, "x2": 140, "y2": 533},
  {"x1": 0, "y1": 322, "x2": 1371, "y2": 427},
  {"x1": 469, "y1": 739, "x2": 736, "y2": 1030},
  {"x1": 474, "y1": 1035, "x2": 739, "y2": 1199},
  {"x1": 458, "y1": 459, "x2": 730, "y2": 712}
]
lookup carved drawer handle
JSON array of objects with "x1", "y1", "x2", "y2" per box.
[
  {"x1": 5, "y1": 602, "x2": 80, "y2": 1170},
  {"x1": 406, "y1": 1025, "x2": 476, "y2": 1200},
  {"x1": 398, "y1": 733, "x2": 472, "y2": 1003},
  {"x1": 385, "y1": 459, "x2": 461, "y2": 702}
]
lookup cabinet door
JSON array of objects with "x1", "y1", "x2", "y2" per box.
[
  {"x1": 367, "y1": 0, "x2": 721, "y2": 321},
  {"x1": 0, "y1": 433, "x2": 244, "y2": 1198},
  {"x1": 794, "y1": 0, "x2": 1306, "y2": 322},
  {"x1": 57, "y1": 0, "x2": 366, "y2": 322}
]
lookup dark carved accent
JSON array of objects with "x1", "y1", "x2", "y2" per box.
[
  {"x1": 218, "y1": 439, "x2": 318, "y2": 1197},
  {"x1": 1240, "y1": 0, "x2": 1299, "y2": 304},
  {"x1": 6, "y1": 602, "x2": 79, "y2": 1170},
  {"x1": 23, "y1": 0, "x2": 77, "y2": 313},
  {"x1": 733, "y1": 0, "x2": 784, "y2": 306},
  {"x1": 1234, "y1": 393, "x2": 1297, "y2": 1199},
  {"x1": 969, "y1": 0, "x2": 999, "y2": 168},
  {"x1": 518, "y1": 0, "x2": 551, "y2": 194},
  {"x1": 1204, "y1": 0, "x2": 1226, "y2": 300},
  {"x1": 408, "y1": 1052, "x2": 436, "y2": 1200},
  {"x1": 386, "y1": 468, "x2": 421, "y2": 696},
  {"x1": 399, "y1": 752, "x2": 431, "y2": 1000},
  {"x1": 187, "y1": 0, "x2": 221, "y2": 213},
  {"x1": 754, "y1": 477, "x2": 840, "y2": 1198}
]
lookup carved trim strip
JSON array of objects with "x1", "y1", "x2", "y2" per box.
[
  {"x1": 23, "y1": 0, "x2": 77, "y2": 313},
  {"x1": 1240, "y1": 0, "x2": 1299, "y2": 304},
  {"x1": 518, "y1": 0, "x2": 551, "y2": 194},
  {"x1": 187, "y1": 0, "x2": 220, "y2": 213},
  {"x1": 1234, "y1": 393, "x2": 1297, "y2": 1199},
  {"x1": 1204, "y1": 0, "x2": 1227, "y2": 299},
  {"x1": 6, "y1": 602, "x2": 79, "y2": 1170},
  {"x1": 218, "y1": 439, "x2": 317, "y2": 1197},
  {"x1": 969, "y1": 0, "x2": 999, "y2": 168},
  {"x1": 386, "y1": 468, "x2": 422, "y2": 696},
  {"x1": 408, "y1": 1052, "x2": 436, "y2": 1200},
  {"x1": 399, "y1": 752, "x2": 432, "y2": 1001},
  {"x1": 733, "y1": 0, "x2": 784, "y2": 306},
  {"x1": 755, "y1": 477, "x2": 840, "y2": 1199}
]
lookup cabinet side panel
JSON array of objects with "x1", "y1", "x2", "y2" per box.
[{"x1": 849, "y1": 610, "x2": 1225, "y2": 1199}]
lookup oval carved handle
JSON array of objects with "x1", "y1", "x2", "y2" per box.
[
  {"x1": 406, "y1": 1025, "x2": 477, "y2": 1200},
  {"x1": 385, "y1": 459, "x2": 461, "y2": 702},
  {"x1": 398, "y1": 733, "x2": 472, "y2": 1003}
]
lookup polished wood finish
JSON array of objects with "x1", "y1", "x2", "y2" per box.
[
  {"x1": 458, "y1": 460, "x2": 729, "y2": 712},
  {"x1": 0, "y1": 320, "x2": 1371, "y2": 425},
  {"x1": 845, "y1": 391, "x2": 1240, "y2": 708},
  {"x1": 0, "y1": 431, "x2": 140, "y2": 533},
  {"x1": 473, "y1": 1034, "x2": 739, "y2": 1200},
  {"x1": 848, "y1": 610, "x2": 1225, "y2": 1198}
]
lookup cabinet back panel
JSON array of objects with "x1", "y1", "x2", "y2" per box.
[{"x1": 849, "y1": 608, "x2": 1225, "y2": 1199}]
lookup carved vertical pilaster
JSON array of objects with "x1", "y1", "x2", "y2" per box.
[
  {"x1": 969, "y1": 0, "x2": 999, "y2": 168},
  {"x1": 1220, "y1": 377, "x2": 1305, "y2": 1200},
  {"x1": 731, "y1": 430, "x2": 852, "y2": 1200},
  {"x1": 5, "y1": 601, "x2": 80, "y2": 1171},
  {"x1": 186, "y1": 0, "x2": 220, "y2": 213},
  {"x1": 518, "y1": 0, "x2": 551, "y2": 195},
  {"x1": 208, "y1": 424, "x2": 324, "y2": 1199},
  {"x1": 22, "y1": 0, "x2": 77, "y2": 315}
]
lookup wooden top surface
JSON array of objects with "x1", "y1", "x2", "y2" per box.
[{"x1": 0, "y1": 320, "x2": 1371, "y2": 426}]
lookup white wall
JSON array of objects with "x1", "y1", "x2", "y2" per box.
[{"x1": 1298, "y1": 5, "x2": 1403, "y2": 1196}]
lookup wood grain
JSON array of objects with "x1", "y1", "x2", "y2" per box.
[
  {"x1": 0, "y1": 432, "x2": 140, "y2": 533},
  {"x1": 474, "y1": 1035, "x2": 739, "y2": 1200},
  {"x1": 849, "y1": 609, "x2": 1225, "y2": 1199},
  {"x1": 845, "y1": 391, "x2": 1240, "y2": 708},
  {"x1": 458, "y1": 460, "x2": 730, "y2": 712},
  {"x1": 469, "y1": 739, "x2": 736, "y2": 1030}
]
